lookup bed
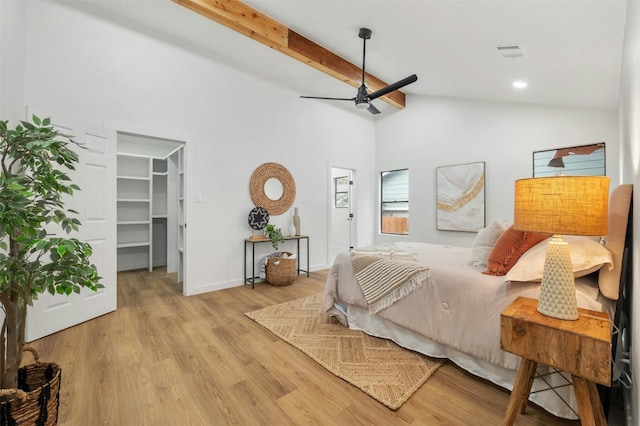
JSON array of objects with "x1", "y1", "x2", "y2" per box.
[{"x1": 323, "y1": 184, "x2": 632, "y2": 420}]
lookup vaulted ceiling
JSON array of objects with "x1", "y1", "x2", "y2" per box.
[{"x1": 64, "y1": 0, "x2": 627, "y2": 118}]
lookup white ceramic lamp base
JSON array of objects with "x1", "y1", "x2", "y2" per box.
[{"x1": 537, "y1": 235, "x2": 579, "y2": 320}]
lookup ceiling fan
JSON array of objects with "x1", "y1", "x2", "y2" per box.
[{"x1": 300, "y1": 28, "x2": 418, "y2": 115}]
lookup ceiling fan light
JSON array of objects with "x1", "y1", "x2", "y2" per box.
[{"x1": 355, "y1": 101, "x2": 370, "y2": 109}]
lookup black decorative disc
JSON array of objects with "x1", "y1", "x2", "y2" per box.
[{"x1": 248, "y1": 207, "x2": 269, "y2": 230}]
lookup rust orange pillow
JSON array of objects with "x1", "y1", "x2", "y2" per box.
[{"x1": 483, "y1": 226, "x2": 551, "y2": 276}]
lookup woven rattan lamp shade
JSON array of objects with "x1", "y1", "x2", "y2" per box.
[
  {"x1": 514, "y1": 176, "x2": 610, "y2": 236},
  {"x1": 513, "y1": 175, "x2": 610, "y2": 320}
]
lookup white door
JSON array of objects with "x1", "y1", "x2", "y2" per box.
[
  {"x1": 329, "y1": 167, "x2": 355, "y2": 263},
  {"x1": 165, "y1": 145, "x2": 185, "y2": 284},
  {"x1": 26, "y1": 114, "x2": 117, "y2": 341}
]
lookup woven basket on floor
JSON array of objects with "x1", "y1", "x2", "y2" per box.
[
  {"x1": 265, "y1": 252, "x2": 297, "y2": 286},
  {"x1": 0, "y1": 347, "x2": 61, "y2": 426}
]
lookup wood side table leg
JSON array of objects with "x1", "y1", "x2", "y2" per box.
[
  {"x1": 572, "y1": 376, "x2": 607, "y2": 426},
  {"x1": 519, "y1": 360, "x2": 536, "y2": 414},
  {"x1": 503, "y1": 359, "x2": 537, "y2": 426},
  {"x1": 586, "y1": 381, "x2": 607, "y2": 426}
]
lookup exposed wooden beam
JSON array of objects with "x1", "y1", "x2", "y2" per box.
[{"x1": 172, "y1": 0, "x2": 407, "y2": 109}]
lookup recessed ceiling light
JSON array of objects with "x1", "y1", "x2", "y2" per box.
[{"x1": 513, "y1": 80, "x2": 528, "y2": 89}]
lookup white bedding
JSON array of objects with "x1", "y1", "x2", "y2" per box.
[{"x1": 323, "y1": 242, "x2": 615, "y2": 420}]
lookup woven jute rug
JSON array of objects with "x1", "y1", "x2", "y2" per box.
[{"x1": 245, "y1": 293, "x2": 444, "y2": 410}]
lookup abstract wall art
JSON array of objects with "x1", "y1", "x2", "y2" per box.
[{"x1": 436, "y1": 161, "x2": 486, "y2": 232}]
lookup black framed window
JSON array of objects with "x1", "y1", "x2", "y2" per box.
[
  {"x1": 533, "y1": 143, "x2": 605, "y2": 177},
  {"x1": 381, "y1": 169, "x2": 408, "y2": 235}
]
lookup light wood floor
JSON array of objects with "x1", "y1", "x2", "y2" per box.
[{"x1": 27, "y1": 268, "x2": 580, "y2": 425}]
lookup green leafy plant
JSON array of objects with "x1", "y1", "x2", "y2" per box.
[
  {"x1": 0, "y1": 115, "x2": 102, "y2": 390},
  {"x1": 265, "y1": 224, "x2": 284, "y2": 250}
]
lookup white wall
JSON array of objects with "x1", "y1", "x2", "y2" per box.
[
  {"x1": 375, "y1": 96, "x2": 619, "y2": 247},
  {"x1": 19, "y1": 1, "x2": 376, "y2": 294},
  {"x1": 0, "y1": 0, "x2": 26, "y2": 121},
  {"x1": 619, "y1": 0, "x2": 640, "y2": 423}
]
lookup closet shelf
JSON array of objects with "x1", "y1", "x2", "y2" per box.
[
  {"x1": 117, "y1": 175, "x2": 150, "y2": 181},
  {"x1": 117, "y1": 242, "x2": 151, "y2": 249},
  {"x1": 117, "y1": 148, "x2": 183, "y2": 280},
  {"x1": 117, "y1": 198, "x2": 150, "y2": 203}
]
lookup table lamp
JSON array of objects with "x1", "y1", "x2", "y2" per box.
[{"x1": 513, "y1": 176, "x2": 610, "y2": 320}]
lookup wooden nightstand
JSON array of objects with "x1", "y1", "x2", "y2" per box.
[{"x1": 500, "y1": 297, "x2": 611, "y2": 426}]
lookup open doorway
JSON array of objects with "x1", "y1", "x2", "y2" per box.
[
  {"x1": 328, "y1": 166, "x2": 356, "y2": 264},
  {"x1": 116, "y1": 133, "x2": 185, "y2": 288}
]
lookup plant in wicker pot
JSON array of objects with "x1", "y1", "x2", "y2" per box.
[{"x1": 0, "y1": 116, "x2": 102, "y2": 424}]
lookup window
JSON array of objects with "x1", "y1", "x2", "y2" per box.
[
  {"x1": 334, "y1": 176, "x2": 349, "y2": 208},
  {"x1": 533, "y1": 143, "x2": 606, "y2": 177},
  {"x1": 380, "y1": 169, "x2": 408, "y2": 234}
]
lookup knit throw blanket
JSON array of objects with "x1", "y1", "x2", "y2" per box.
[{"x1": 351, "y1": 246, "x2": 430, "y2": 314}]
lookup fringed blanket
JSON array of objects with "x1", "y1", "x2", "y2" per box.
[{"x1": 351, "y1": 246, "x2": 430, "y2": 314}]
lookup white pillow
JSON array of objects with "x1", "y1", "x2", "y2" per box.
[
  {"x1": 505, "y1": 236, "x2": 613, "y2": 282},
  {"x1": 470, "y1": 220, "x2": 508, "y2": 267}
]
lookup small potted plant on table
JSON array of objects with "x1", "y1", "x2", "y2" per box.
[{"x1": 265, "y1": 224, "x2": 284, "y2": 250}]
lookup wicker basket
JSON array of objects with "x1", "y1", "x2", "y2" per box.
[
  {"x1": 0, "y1": 347, "x2": 61, "y2": 426},
  {"x1": 265, "y1": 252, "x2": 297, "y2": 286}
]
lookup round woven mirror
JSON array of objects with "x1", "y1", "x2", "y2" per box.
[{"x1": 249, "y1": 162, "x2": 296, "y2": 215}]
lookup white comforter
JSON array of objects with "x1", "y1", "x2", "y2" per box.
[{"x1": 323, "y1": 242, "x2": 614, "y2": 419}]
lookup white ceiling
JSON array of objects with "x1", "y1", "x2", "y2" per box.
[{"x1": 61, "y1": 0, "x2": 628, "y2": 118}]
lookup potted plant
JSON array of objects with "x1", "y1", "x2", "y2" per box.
[
  {"x1": 264, "y1": 224, "x2": 284, "y2": 250},
  {"x1": 0, "y1": 116, "x2": 102, "y2": 420}
]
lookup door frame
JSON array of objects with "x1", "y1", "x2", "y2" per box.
[
  {"x1": 328, "y1": 164, "x2": 357, "y2": 264},
  {"x1": 105, "y1": 120, "x2": 193, "y2": 295}
]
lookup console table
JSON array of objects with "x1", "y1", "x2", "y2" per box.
[{"x1": 244, "y1": 235, "x2": 310, "y2": 288}]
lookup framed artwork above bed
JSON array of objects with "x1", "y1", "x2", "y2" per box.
[{"x1": 436, "y1": 161, "x2": 485, "y2": 232}]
